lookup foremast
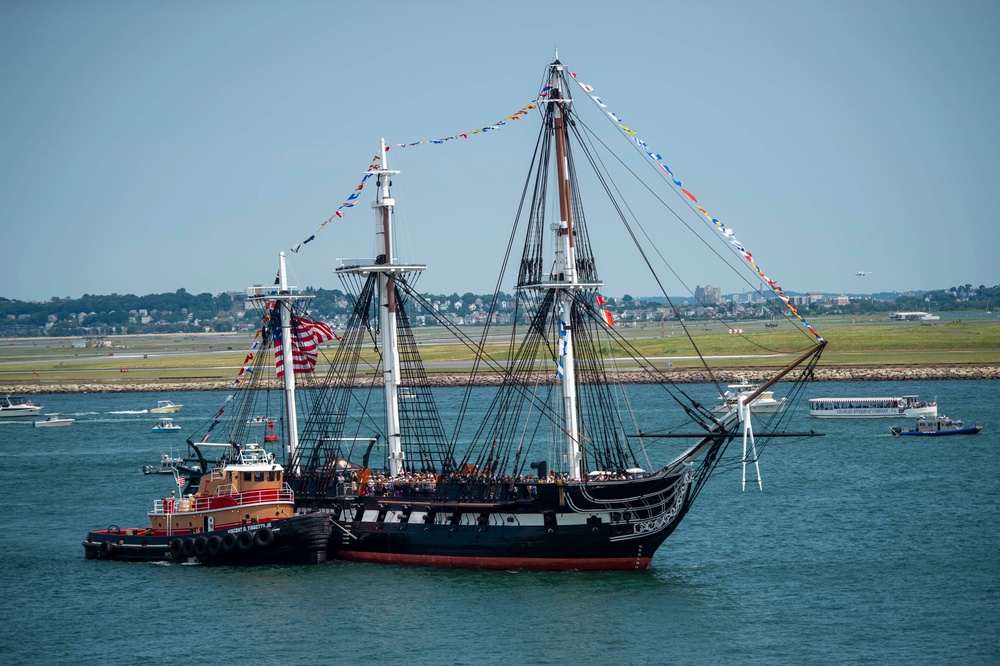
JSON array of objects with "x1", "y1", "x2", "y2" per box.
[{"x1": 373, "y1": 138, "x2": 405, "y2": 477}]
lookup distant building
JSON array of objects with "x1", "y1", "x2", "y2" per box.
[
  {"x1": 694, "y1": 285, "x2": 722, "y2": 305},
  {"x1": 888, "y1": 312, "x2": 940, "y2": 321}
]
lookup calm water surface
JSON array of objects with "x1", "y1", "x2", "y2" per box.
[{"x1": 1, "y1": 380, "x2": 997, "y2": 665}]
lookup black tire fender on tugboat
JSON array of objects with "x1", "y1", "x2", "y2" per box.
[
  {"x1": 169, "y1": 538, "x2": 184, "y2": 557},
  {"x1": 193, "y1": 536, "x2": 208, "y2": 557},
  {"x1": 236, "y1": 530, "x2": 254, "y2": 552},
  {"x1": 254, "y1": 527, "x2": 274, "y2": 548},
  {"x1": 99, "y1": 540, "x2": 114, "y2": 558},
  {"x1": 222, "y1": 532, "x2": 237, "y2": 552},
  {"x1": 182, "y1": 538, "x2": 197, "y2": 557},
  {"x1": 206, "y1": 535, "x2": 223, "y2": 556}
]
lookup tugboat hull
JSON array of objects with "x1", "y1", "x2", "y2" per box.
[{"x1": 82, "y1": 513, "x2": 331, "y2": 565}]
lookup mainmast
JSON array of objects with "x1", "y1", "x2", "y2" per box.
[
  {"x1": 549, "y1": 59, "x2": 583, "y2": 480},
  {"x1": 333, "y1": 139, "x2": 427, "y2": 478}
]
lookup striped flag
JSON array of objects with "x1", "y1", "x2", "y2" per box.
[{"x1": 274, "y1": 314, "x2": 336, "y2": 378}]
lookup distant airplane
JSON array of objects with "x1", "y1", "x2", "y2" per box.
[{"x1": 855, "y1": 271, "x2": 872, "y2": 277}]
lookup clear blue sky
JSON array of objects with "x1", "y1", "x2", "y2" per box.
[{"x1": 2, "y1": 0, "x2": 997, "y2": 303}]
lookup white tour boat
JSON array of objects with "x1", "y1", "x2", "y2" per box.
[{"x1": 808, "y1": 395, "x2": 937, "y2": 419}]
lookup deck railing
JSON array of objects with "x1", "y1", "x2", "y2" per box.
[{"x1": 152, "y1": 484, "x2": 294, "y2": 514}]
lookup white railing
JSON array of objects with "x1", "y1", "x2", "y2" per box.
[{"x1": 152, "y1": 485, "x2": 294, "y2": 514}]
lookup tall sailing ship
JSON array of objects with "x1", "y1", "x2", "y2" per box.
[
  {"x1": 85, "y1": 55, "x2": 824, "y2": 570},
  {"x1": 274, "y1": 55, "x2": 826, "y2": 570}
]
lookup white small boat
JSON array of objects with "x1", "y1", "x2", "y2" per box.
[
  {"x1": 151, "y1": 400, "x2": 183, "y2": 414},
  {"x1": 0, "y1": 395, "x2": 44, "y2": 418},
  {"x1": 151, "y1": 418, "x2": 182, "y2": 433},
  {"x1": 142, "y1": 453, "x2": 185, "y2": 474},
  {"x1": 712, "y1": 378, "x2": 787, "y2": 415},
  {"x1": 34, "y1": 413, "x2": 74, "y2": 428}
]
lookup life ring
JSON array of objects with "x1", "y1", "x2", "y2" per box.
[
  {"x1": 222, "y1": 533, "x2": 237, "y2": 552},
  {"x1": 169, "y1": 539, "x2": 184, "y2": 557},
  {"x1": 206, "y1": 535, "x2": 223, "y2": 556},
  {"x1": 254, "y1": 527, "x2": 274, "y2": 548},
  {"x1": 182, "y1": 538, "x2": 197, "y2": 557},
  {"x1": 236, "y1": 531, "x2": 254, "y2": 552},
  {"x1": 193, "y1": 536, "x2": 208, "y2": 557},
  {"x1": 100, "y1": 540, "x2": 114, "y2": 557}
]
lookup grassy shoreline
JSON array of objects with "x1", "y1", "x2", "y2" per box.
[{"x1": 2, "y1": 318, "x2": 998, "y2": 392}]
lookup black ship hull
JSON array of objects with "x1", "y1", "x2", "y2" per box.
[
  {"x1": 303, "y1": 469, "x2": 696, "y2": 570},
  {"x1": 82, "y1": 513, "x2": 331, "y2": 565}
]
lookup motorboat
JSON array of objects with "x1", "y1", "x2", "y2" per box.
[
  {"x1": 712, "y1": 377, "x2": 787, "y2": 415},
  {"x1": 0, "y1": 395, "x2": 43, "y2": 418},
  {"x1": 151, "y1": 418, "x2": 182, "y2": 433},
  {"x1": 142, "y1": 453, "x2": 186, "y2": 475},
  {"x1": 151, "y1": 400, "x2": 183, "y2": 414},
  {"x1": 33, "y1": 413, "x2": 74, "y2": 428},
  {"x1": 891, "y1": 415, "x2": 984, "y2": 436}
]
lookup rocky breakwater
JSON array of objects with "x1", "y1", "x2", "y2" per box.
[{"x1": 1, "y1": 364, "x2": 998, "y2": 394}]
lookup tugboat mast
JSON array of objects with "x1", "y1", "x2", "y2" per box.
[
  {"x1": 276, "y1": 253, "x2": 301, "y2": 469},
  {"x1": 249, "y1": 252, "x2": 311, "y2": 472}
]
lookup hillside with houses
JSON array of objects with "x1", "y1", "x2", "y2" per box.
[{"x1": 1, "y1": 283, "x2": 997, "y2": 338}]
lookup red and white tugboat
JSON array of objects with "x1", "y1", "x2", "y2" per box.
[
  {"x1": 83, "y1": 442, "x2": 330, "y2": 564},
  {"x1": 84, "y1": 253, "x2": 331, "y2": 565}
]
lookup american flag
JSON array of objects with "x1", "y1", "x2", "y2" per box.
[{"x1": 274, "y1": 314, "x2": 336, "y2": 378}]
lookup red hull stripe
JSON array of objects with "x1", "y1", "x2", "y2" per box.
[{"x1": 335, "y1": 551, "x2": 652, "y2": 570}]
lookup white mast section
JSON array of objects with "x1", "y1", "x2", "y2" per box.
[
  {"x1": 551, "y1": 62, "x2": 582, "y2": 481},
  {"x1": 373, "y1": 138, "x2": 405, "y2": 477},
  {"x1": 276, "y1": 252, "x2": 301, "y2": 472},
  {"x1": 739, "y1": 398, "x2": 762, "y2": 491}
]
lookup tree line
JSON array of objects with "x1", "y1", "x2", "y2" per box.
[{"x1": 1, "y1": 283, "x2": 996, "y2": 337}]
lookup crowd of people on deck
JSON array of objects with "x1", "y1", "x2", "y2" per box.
[{"x1": 326, "y1": 466, "x2": 641, "y2": 499}]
